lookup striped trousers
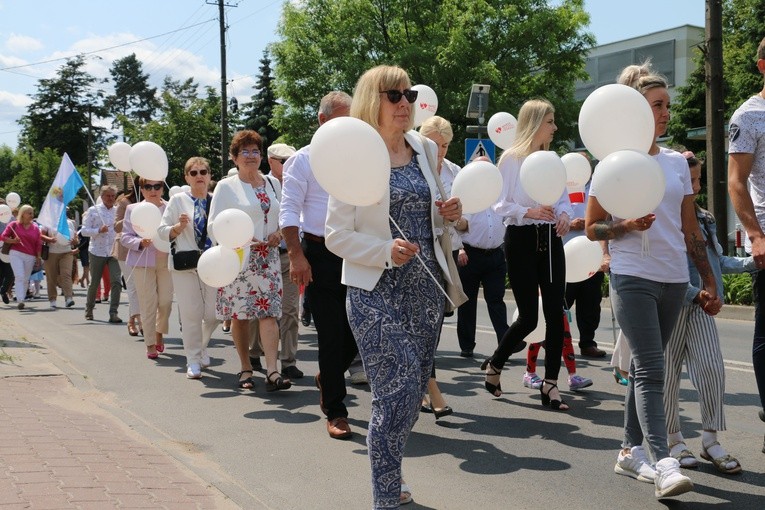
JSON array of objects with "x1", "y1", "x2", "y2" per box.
[{"x1": 664, "y1": 304, "x2": 726, "y2": 433}]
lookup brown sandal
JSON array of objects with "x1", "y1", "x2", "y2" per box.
[{"x1": 127, "y1": 315, "x2": 139, "y2": 336}]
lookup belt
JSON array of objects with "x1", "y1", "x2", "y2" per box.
[
  {"x1": 463, "y1": 243, "x2": 502, "y2": 255},
  {"x1": 303, "y1": 232, "x2": 325, "y2": 243}
]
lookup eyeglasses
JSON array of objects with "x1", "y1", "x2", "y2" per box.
[
  {"x1": 240, "y1": 149, "x2": 261, "y2": 157},
  {"x1": 380, "y1": 89, "x2": 418, "y2": 104},
  {"x1": 188, "y1": 169, "x2": 209, "y2": 177},
  {"x1": 141, "y1": 183, "x2": 163, "y2": 191}
]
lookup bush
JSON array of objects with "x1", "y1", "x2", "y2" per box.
[{"x1": 723, "y1": 273, "x2": 754, "y2": 306}]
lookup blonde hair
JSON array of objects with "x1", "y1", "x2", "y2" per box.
[
  {"x1": 419, "y1": 116, "x2": 453, "y2": 143},
  {"x1": 617, "y1": 60, "x2": 667, "y2": 95},
  {"x1": 184, "y1": 156, "x2": 210, "y2": 174},
  {"x1": 499, "y1": 99, "x2": 555, "y2": 162},
  {"x1": 16, "y1": 204, "x2": 34, "y2": 222},
  {"x1": 350, "y1": 65, "x2": 414, "y2": 131}
]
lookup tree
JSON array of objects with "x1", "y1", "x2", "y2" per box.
[
  {"x1": 17, "y1": 55, "x2": 107, "y2": 168},
  {"x1": 123, "y1": 77, "x2": 223, "y2": 184},
  {"x1": 243, "y1": 50, "x2": 280, "y2": 166},
  {"x1": 104, "y1": 53, "x2": 159, "y2": 130},
  {"x1": 0, "y1": 149, "x2": 75, "y2": 210},
  {"x1": 270, "y1": 0, "x2": 594, "y2": 160}
]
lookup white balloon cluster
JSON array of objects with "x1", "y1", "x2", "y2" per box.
[
  {"x1": 196, "y1": 209, "x2": 255, "y2": 289},
  {"x1": 108, "y1": 141, "x2": 169, "y2": 182}
]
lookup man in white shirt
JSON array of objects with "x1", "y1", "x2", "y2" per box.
[
  {"x1": 728, "y1": 36, "x2": 765, "y2": 441},
  {"x1": 280, "y1": 91, "x2": 359, "y2": 440},
  {"x1": 80, "y1": 185, "x2": 122, "y2": 323}
]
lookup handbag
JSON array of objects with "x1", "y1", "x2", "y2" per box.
[
  {"x1": 41, "y1": 243, "x2": 49, "y2": 260},
  {"x1": 171, "y1": 194, "x2": 211, "y2": 270},
  {"x1": 1, "y1": 242, "x2": 10, "y2": 255},
  {"x1": 418, "y1": 134, "x2": 468, "y2": 313}
]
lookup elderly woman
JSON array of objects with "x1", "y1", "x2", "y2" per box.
[
  {"x1": 325, "y1": 65, "x2": 462, "y2": 509},
  {"x1": 0, "y1": 204, "x2": 42, "y2": 310},
  {"x1": 209, "y1": 130, "x2": 289, "y2": 392},
  {"x1": 158, "y1": 157, "x2": 220, "y2": 379},
  {"x1": 121, "y1": 178, "x2": 173, "y2": 360}
]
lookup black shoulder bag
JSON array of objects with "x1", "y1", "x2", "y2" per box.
[{"x1": 171, "y1": 195, "x2": 211, "y2": 270}]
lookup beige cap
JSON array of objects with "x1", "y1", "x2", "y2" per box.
[{"x1": 267, "y1": 143, "x2": 297, "y2": 160}]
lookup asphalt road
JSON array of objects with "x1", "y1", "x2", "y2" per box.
[{"x1": 7, "y1": 285, "x2": 765, "y2": 510}]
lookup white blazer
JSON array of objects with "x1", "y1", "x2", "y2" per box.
[
  {"x1": 325, "y1": 130, "x2": 454, "y2": 291},
  {"x1": 208, "y1": 173, "x2": 281, "y2": 244}
]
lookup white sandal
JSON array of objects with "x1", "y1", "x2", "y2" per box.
[{"x1": 400, "y1": 480, "x2": 412, "y2": 505}]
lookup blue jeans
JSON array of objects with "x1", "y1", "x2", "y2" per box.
[{"x1": 610, "y1": 273, "x2": 686, "y2": 460}]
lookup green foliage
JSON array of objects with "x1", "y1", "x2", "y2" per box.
[
  {"x1": 243, "y1": 50, "x2": 280, "y2": 171},
  {"x1": 104, "y1": 53, "x2": 159, "y2": 130},
  {"x1": 723, "y1": 273, "x2": 754, "y2": 306},
  {"x1": 0, "y1": 148, "x2": 81, "y2": 211},
  {"x1": 271, "y1": 0, "x2": 594, "y2": 157}
]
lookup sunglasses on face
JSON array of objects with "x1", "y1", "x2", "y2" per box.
[
  {"x1": 240, "y1": 149, "x2": 261, "y2": 157},
  {"x1": 187, "y1": 169, "x2": 209, "y2": 177},
  {"x1": 141, "y1": 183, "x2": 163, "y2": 191},
  {"x1": 380, "y1": 89, "x2": 418, "y2": 104}
]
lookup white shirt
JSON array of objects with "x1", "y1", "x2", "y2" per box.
[
  {"x1": 80, "y1": 203, "x2": 117, "y2": 257},
  {"x1": 279, "y1": 146, "x2": 330, "y2": 237},
  {"x1": 492, "y1": 153, "x2": 573, "y2": 226},
  {"x1": 460, "y1": 208, "x2": 506, "y2": 250},
  {"x1": 590, "y1": 147, "x2": 692, "y2": 283},
  {"x1": 728, "y1": 94, "x2": 765, "y2": 252}
]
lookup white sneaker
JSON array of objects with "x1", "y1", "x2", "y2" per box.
[
  {"x1": 186, "y1": 363, "x2": 202, "y2": 379},
  {"x1": 49, "y1": 301, "x2": 57, "y2": 309},
  {"x1": 200, "y1": 351, "x2": 211, "y2": 368},
  {"x1": 614, "y1": 446, "x2": 656, "y2": 483},
  {"x1": 65, "y1": 298, "x2": 75, "y2": 308},
  {"x1": 567, "y1": 374, "x2": 593, "y2": 391},
  {"x1": 349, "y1": 371, "x2": 368, "y2": 385},
  {"x1": 654, "y1": 457, "x2": 694, "y2": 498},
  {"x1": 523, "y1": 372, "x2": 543, "y2": 389}
]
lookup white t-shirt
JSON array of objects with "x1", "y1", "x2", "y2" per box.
[
  {"x1": 589, "y1": 147, "x2": 692, "y2": 283},
  {"x1": 728, "y1": 95, "x2": 765, "y2": 253}
]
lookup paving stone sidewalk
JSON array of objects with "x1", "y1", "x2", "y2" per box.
[{"x1": 0, "y1": 324, "x2": 238, "y2": 509}]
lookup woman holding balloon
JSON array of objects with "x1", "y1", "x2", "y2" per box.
[
  {"x1": 158, "y1": 157, "x2": 219, "y2": 379},
  {"x1": 483, "y1": 98, "x2": 573, "y2": 411},
  {"x1": 209, "y1": 130, "x2": 289, "y2": 392},
  {"x1": 324, "y1": 65, "x2": 463, "y2": 508},
  {"x1": 0, "y1": 204, "x2": 42, "y2": 310},
  {"x1": 584, "y1": 62, "x2": 719, "y2": 497},
  {"x1": 121, "y1": 178, "x2": 172, "y2": 360}
]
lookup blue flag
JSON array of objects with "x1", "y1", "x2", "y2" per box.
[{"x1": 37, "y1": 153, "x2": 85, "y2": 239}]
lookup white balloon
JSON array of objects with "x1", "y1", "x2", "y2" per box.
[
  {"x1": 181, "y1": 185, "x2": 191, "y2": 192},
  {"x1": 227, "y1": 168, "x2": 239, "y2": 176},
  {"x1": 197, "y1": 246, "x2": 241, "y2": 288},
  {"x1": 564, "y1": 236, "x2": 603, "y2": 283},
  {"x1": 411, "y1": 84, "x2": 438, "y2": 127},
  {"x1": 578, "y1": 84, "x2": 655, "y2": 160},
  {"x1": 562, "y1": 153, "x2": 592, "y2": 204},
  {"x1": 591, "y1": 150, "x2": 666, "y2": 219},
  {"x1": 0, "y1": 204, "x2": 12, "y2": 222},
  {"x1": 152, "y1": 235, "x2": 170, "y2": 253},
  {"x1": 519, "y1": 151, "x2": 567, "y2": 206},
  {"x1": 487, "y1": 112, "x2": 518, "y2": 149},
  {"x1": 5, "y1": 192, "x2": 21, "y2": 209},
  {"x1": 108, "y1": 142, "x2": 132, "y2": 171},
  {"x1": 451, "y1": 161, "x2": 503, "y2": 214},
  {"x1": 310, "y1": 117, "x2": 390, "y2": 207},
  {"x1": 212, "y1": 209, "x2": 254, "y2": 249},
  {"x1": 129, "y1": 141, "x2": 168, "y2": 181},
  {"x1": 130, "y1": 202, "x2": 162, "y2": 238},
  {"x1": 168, "y1": 186, "x2": 182, "y2": 197}
]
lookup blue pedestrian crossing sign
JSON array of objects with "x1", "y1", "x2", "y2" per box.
[{"x1": 465, "y1": 138, "x2": 495, "y2": 164}]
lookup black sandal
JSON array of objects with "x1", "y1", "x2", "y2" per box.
[
  {"x1": 266, "y1": 371, "x2": 292, "y2": 392},
  {"x1": 236, "y1": 370, "x2": 255, "y2": 389},
  {"x1": 480, "y1": 358, "x2": 502, "y2": 397},
  {"x1": 540, "y1": 381, "x2": 569, "y2": 411}
]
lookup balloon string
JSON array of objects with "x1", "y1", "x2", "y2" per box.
[
  {"x1": 123, "y1": 244, "x2": 149, "y2": 287},
  {"x1": 548, "y1": 226, "x2": 553, "y2": 283},
  {"x1": 388, "y1": 214, "x2": 455, "y2": 309},
  {"x1": 641, "y1": 231, "x2": 650, "y2": 257}
]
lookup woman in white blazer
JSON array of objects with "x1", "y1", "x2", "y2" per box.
[
  {"x1": 209, "y1": 130, "x2": 290, "y2": 393},
  {"x1": 325, "y1": 65, "x2": 462, "y2": 509},
  {"x1": 158, "y1": 157, "x2": 219, "y2": 379}
]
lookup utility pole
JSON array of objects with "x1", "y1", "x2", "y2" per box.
[
  {"x1": 208, "y1": 0, "x2": 237, "y2": 177},
  {"x1": 706, "y1": 0, "x2": 727, "y2": 251},
  {"x1": 87, "y1": 104, "x2": 93, "y2": 201}
]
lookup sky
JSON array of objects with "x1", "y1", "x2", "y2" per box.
[{"x1": 0, "y1": 0, "x2": 706, "y2": 153}]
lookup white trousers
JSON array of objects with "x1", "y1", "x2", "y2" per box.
[
  {"x1": 118, "y1": 259, "x2": 141, "y2": 317},
  {"x1": 172, "y1": 269, "x2": 220, "y2": 366},
  {"x1": 9, "y1": 250, "x2": 35, "y2": 303}
]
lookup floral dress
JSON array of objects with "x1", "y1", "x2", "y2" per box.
[{"x1": 216, "y1": 184, "x2": 282, "y2": 320}]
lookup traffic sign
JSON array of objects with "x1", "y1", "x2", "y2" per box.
[{"x1": 465, "y1": 138, "x2": 495, "y2": 165}]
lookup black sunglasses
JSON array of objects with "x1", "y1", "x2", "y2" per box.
[
  {"x1": 141, "y1": 183, "x2": 163, "y2": 191},
  {"x1": 188, "y1": 169, "x2": 209, "y2": 177},
  {"x1": 380, "y1": 89, "x2": 418, "y2": 104}
]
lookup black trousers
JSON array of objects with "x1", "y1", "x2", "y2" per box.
[
  {"x1": 492, "y1": 224, "x2": 565, "y2": 381},
  {"x1": 0, "y1": 259, "x2": 13, "y2": 294},
  {"x1": 564, "y1": 271, "x2": 604, "y2": 350},
  {"x1": 456, "y1": 244, "x2": 509, "y2": 352},
  {"x1": 304, "y1": 238, "x2": 358, "y2": 420}
]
